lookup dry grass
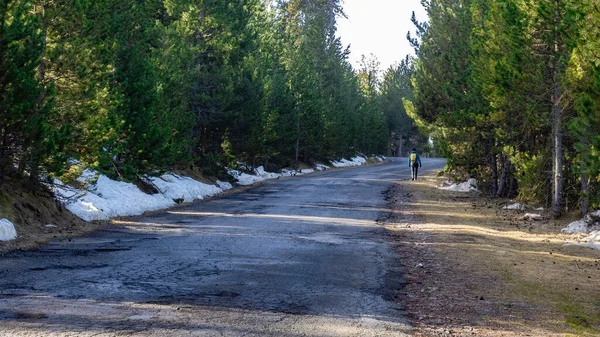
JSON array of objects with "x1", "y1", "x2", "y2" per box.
[
  {"x1": 385, "y1": 173, "x2": 600, "y2": 337},
  {"x1": 0, "y1": 179, "x2": 103, "y2": 254}
]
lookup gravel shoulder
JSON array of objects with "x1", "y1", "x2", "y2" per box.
[{"x1": 383, "y1": 172, "x2": 600, "y2": 337}]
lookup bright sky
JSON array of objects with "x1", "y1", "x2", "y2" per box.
[{"x1": 336, "y1": 0, "x2": 428, "y2": 71}]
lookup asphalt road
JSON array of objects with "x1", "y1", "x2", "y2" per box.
[{"x1": 0, "y1": 157, "x2": 446, "y2": 337}]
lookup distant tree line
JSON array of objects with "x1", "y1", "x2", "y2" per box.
[
  {"x1": 0, "y1": 0, "x2": 425, "y2": 188},
  {"x1": 408, "y1": 0, "x2": 600, "y2": 216}
]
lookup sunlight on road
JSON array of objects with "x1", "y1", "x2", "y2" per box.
[{"x1": 166, "y1": 211, "x2": 377, "y2": 227}]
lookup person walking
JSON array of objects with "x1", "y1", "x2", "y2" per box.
[{"x1": 409, "y1": 148, "x2": 422, "y2": 181}]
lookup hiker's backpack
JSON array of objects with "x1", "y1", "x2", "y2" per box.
[{"x1": 410, "y1": 153, "x2": 417, "y2": 163}]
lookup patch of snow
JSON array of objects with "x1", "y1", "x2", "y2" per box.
[
  {"x1": 52, "y1": 180, "x2": 84, "y2": 201},
  {"x1": 236, "y1": 162, "x2": 253, "y2": 171},
  {"x1": 315, "y1": 164, "x2": 330, "y2": 171},
  {"x1": 562, "y1": 220, "x2": 590, "y2": 234},
  {"x1": 522, "y1": 213, "x2": 543, "y2": 221},
  {"x1": 503, "y1": 203, "x2": 527, "y2": 211},
  {"x1": 280, "y1": 169, "x2": 298, "y2": 177},
  {"x1": 76, "y1": 168, "x2": 98, "y2": 184},
  {"x1": 564, "y1": 231, "x2": 600, "y2": 251},
  {"x1": 254, "y1": 166, "x2": 280, "y2": 179},
  {"x1": 55, "y1": 158, "x2": 370, "y2": 222},
  {"x1": 535, "y1": 207, "x2": 545, "y2": 211},
  {"x1": 331, "y1": 156, "x2": 367, "y2": 168},
  {"x1": 45, "y1": 224, "x2": 57, "y2": 228},
  {"x1": 216, "y1": 180, "x2": 232, "y2": 191},
  {"x1": 54, "y1": 171, "x2": 229, "y2": 222},
  {"x1": 228, "y1": 169, "x2": 264, "y2": 186},
  {"x1": 438, "y1": 178, "x2": 478, "y2": 192},
  {"x1": 149, "y1": 174, "x2": 222, "y2": 203},
  {"x1": 0, "y1": 219, "x2": 17, "y2": 241}
]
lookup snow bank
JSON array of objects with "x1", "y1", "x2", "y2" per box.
[
  {"x1": 217, "y1": 180, "x2": 233, "y2": 191},
  {"x1": 254, "y1": 166, "x2": 280, "y2": 180},
  {"x1": 231, "y1": 156, "x2": 369, "y2": 184},
  {"x1": 438, "y1": 178, "x2": 478, "y2": 192},
  {"x1": 149, "y1": 174, "x2": 222, "y2": 203},
  {"x1": 562, "y1": 220, "x2": 589, "y2": 234},
  {"x1": 0, "y1": 219, "x2": 17, "y2": 241},
  {"x1": 55, "y1": 156, "x2": 376, "y2": 222},
  {"x1": 53, "y1": 172, "x2": 228, "y2": 222},
  {"x1": 331, "y1": 156, "x2": 367, "y2": 168},
  {"x1": 227, "y1": 169, "x2": 264, "y2": 186},
  {"x1": 561, "y1": 211, "x2": 600, "y2": 250},
  {"x1": 562, "y1": 210, "x2": 600, "y2": 234},
  {"x1": 503, "y1": 203, "x2": 527, "y2": 211}
]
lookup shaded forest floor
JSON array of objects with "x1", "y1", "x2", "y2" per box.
[{"x1": 385, "y1": 173, "x2": 600, "y2": 337}]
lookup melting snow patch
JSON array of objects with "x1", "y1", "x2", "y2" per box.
[
  {"x1": 228, "y1": 169, "x2": 264, "y2": 186},
  {"x1": 254, "y1": 166, "x2": 280, "y2": 180},
  {"x1": 149, "y1": 174, "x2": 222, "y2": 203},
  {"x1": 438, "y1": 179, "x2": 478, "y2": 192},
  {"x1": 562, "y1": 220, "x2": 590, "y2": 234},
  {"x1": 216, "y1": 180, "x2": 232, "y2": 191},
  {"x1": 564, "y1": 231, "x2": 600, "y2": 251},
  {"x1": 76, "y1": 168, "x2": 98, "y2": 184},
  {"x1": 0, "y1": 219, "x2": 17, "y2": 241},
  {"x1": 562, "y1": 213, "x2": 600, "y2": 250},
  {"x1": 522, "y1": 213, "x2": 543, "y2": 221},
  {"x1": 503, "y1": 203, "x2": 527, "y2": 211},
  {"x1": 315, "y1": 164, "x2": 330, "y2": 171},
  {"x1": 331, "y1": 156, "x2": 367, "y2": 168},
  {"x1": 55, "y1": 158, "x2": 373, "y2": 222},
  {"x1": 54, "y1": 171, "x2": 227, "y2": 222}
]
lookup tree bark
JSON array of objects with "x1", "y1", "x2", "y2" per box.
[
  {"x1": 497, "y1": 154, "x2": 511, "y2": 197},
  {"x1": 397, "y1": 135, "x2": 403, "y2": 158},
  {"x1": 551, "y1": 73, "x2": 563, "y2": 217},
  {"x1": 490, "y1": 152, "x2": 498, "y2": 196},
  {"x1": 294, "y1": 119, "x2": 300, "y2": 171},
  {"x1": 581, "y1": 160, "x2": 589, "y2": 216},
  {"x1": 551, "y1": 3, "x2": 564, "y2": 218}
]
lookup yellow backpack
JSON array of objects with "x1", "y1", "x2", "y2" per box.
[{"x1": 410, "y1": 153, "x2": 417, "y2": 162}]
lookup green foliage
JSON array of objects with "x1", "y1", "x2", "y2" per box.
[
  {"x1": 2, "y1": 0, "x2": 428, "y2": 190},
  {"x1": 410, "y1": 0, "x2": 600, "y2": 214}
]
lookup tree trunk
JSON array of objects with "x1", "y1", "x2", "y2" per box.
[
  {"x1": 29, "y1": 3, "x2": 48, "y2": 188},
  {"x1": 497, "y1": 154, "x2": 510, "y2": 197},
  {"x1": 551, "y1": 4, "x2": 564, "y2": 218},
  {"x1": 581, "y1": 160, "x2": 589, "y2": 216},
  {"x1": 490, "y1": 153, "x2": 498, "y2": 196},
  {"x1": 397, "y1": 135, "x2": 403, "y2": 158},
  {"x1": 294, "y1": 119, "x2": 300, "y2": 171},
  {"x1": 551, "y1": 77, "x2": 563, "y2": 217}
]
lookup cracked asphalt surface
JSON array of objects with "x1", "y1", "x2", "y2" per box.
[{"x1": 0, "y1": 157, "x2": 446, "y2": 336}]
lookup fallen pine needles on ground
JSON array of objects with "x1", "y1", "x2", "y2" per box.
[{"x1": 384, "y1": 172, "x2": 600, "y2": 337}]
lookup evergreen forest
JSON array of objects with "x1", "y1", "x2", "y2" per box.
[
  {"x1": 0, "y1": 0, "x2": 424, "y2": 189},
  {"x1": 3, "y1": 0, "x2": 600, "y2": 219},
  {"x1": 408, "y1": 0, "x2": 600, "y2": 217}
]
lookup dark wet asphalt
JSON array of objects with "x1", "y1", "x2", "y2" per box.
[{"x1": 0, "y1": 158, "x2": 446, "y2": 337}]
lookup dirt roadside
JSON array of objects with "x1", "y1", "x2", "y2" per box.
[{"x1": 384, "y1": 172, "x2": 600, "y2": 337}]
